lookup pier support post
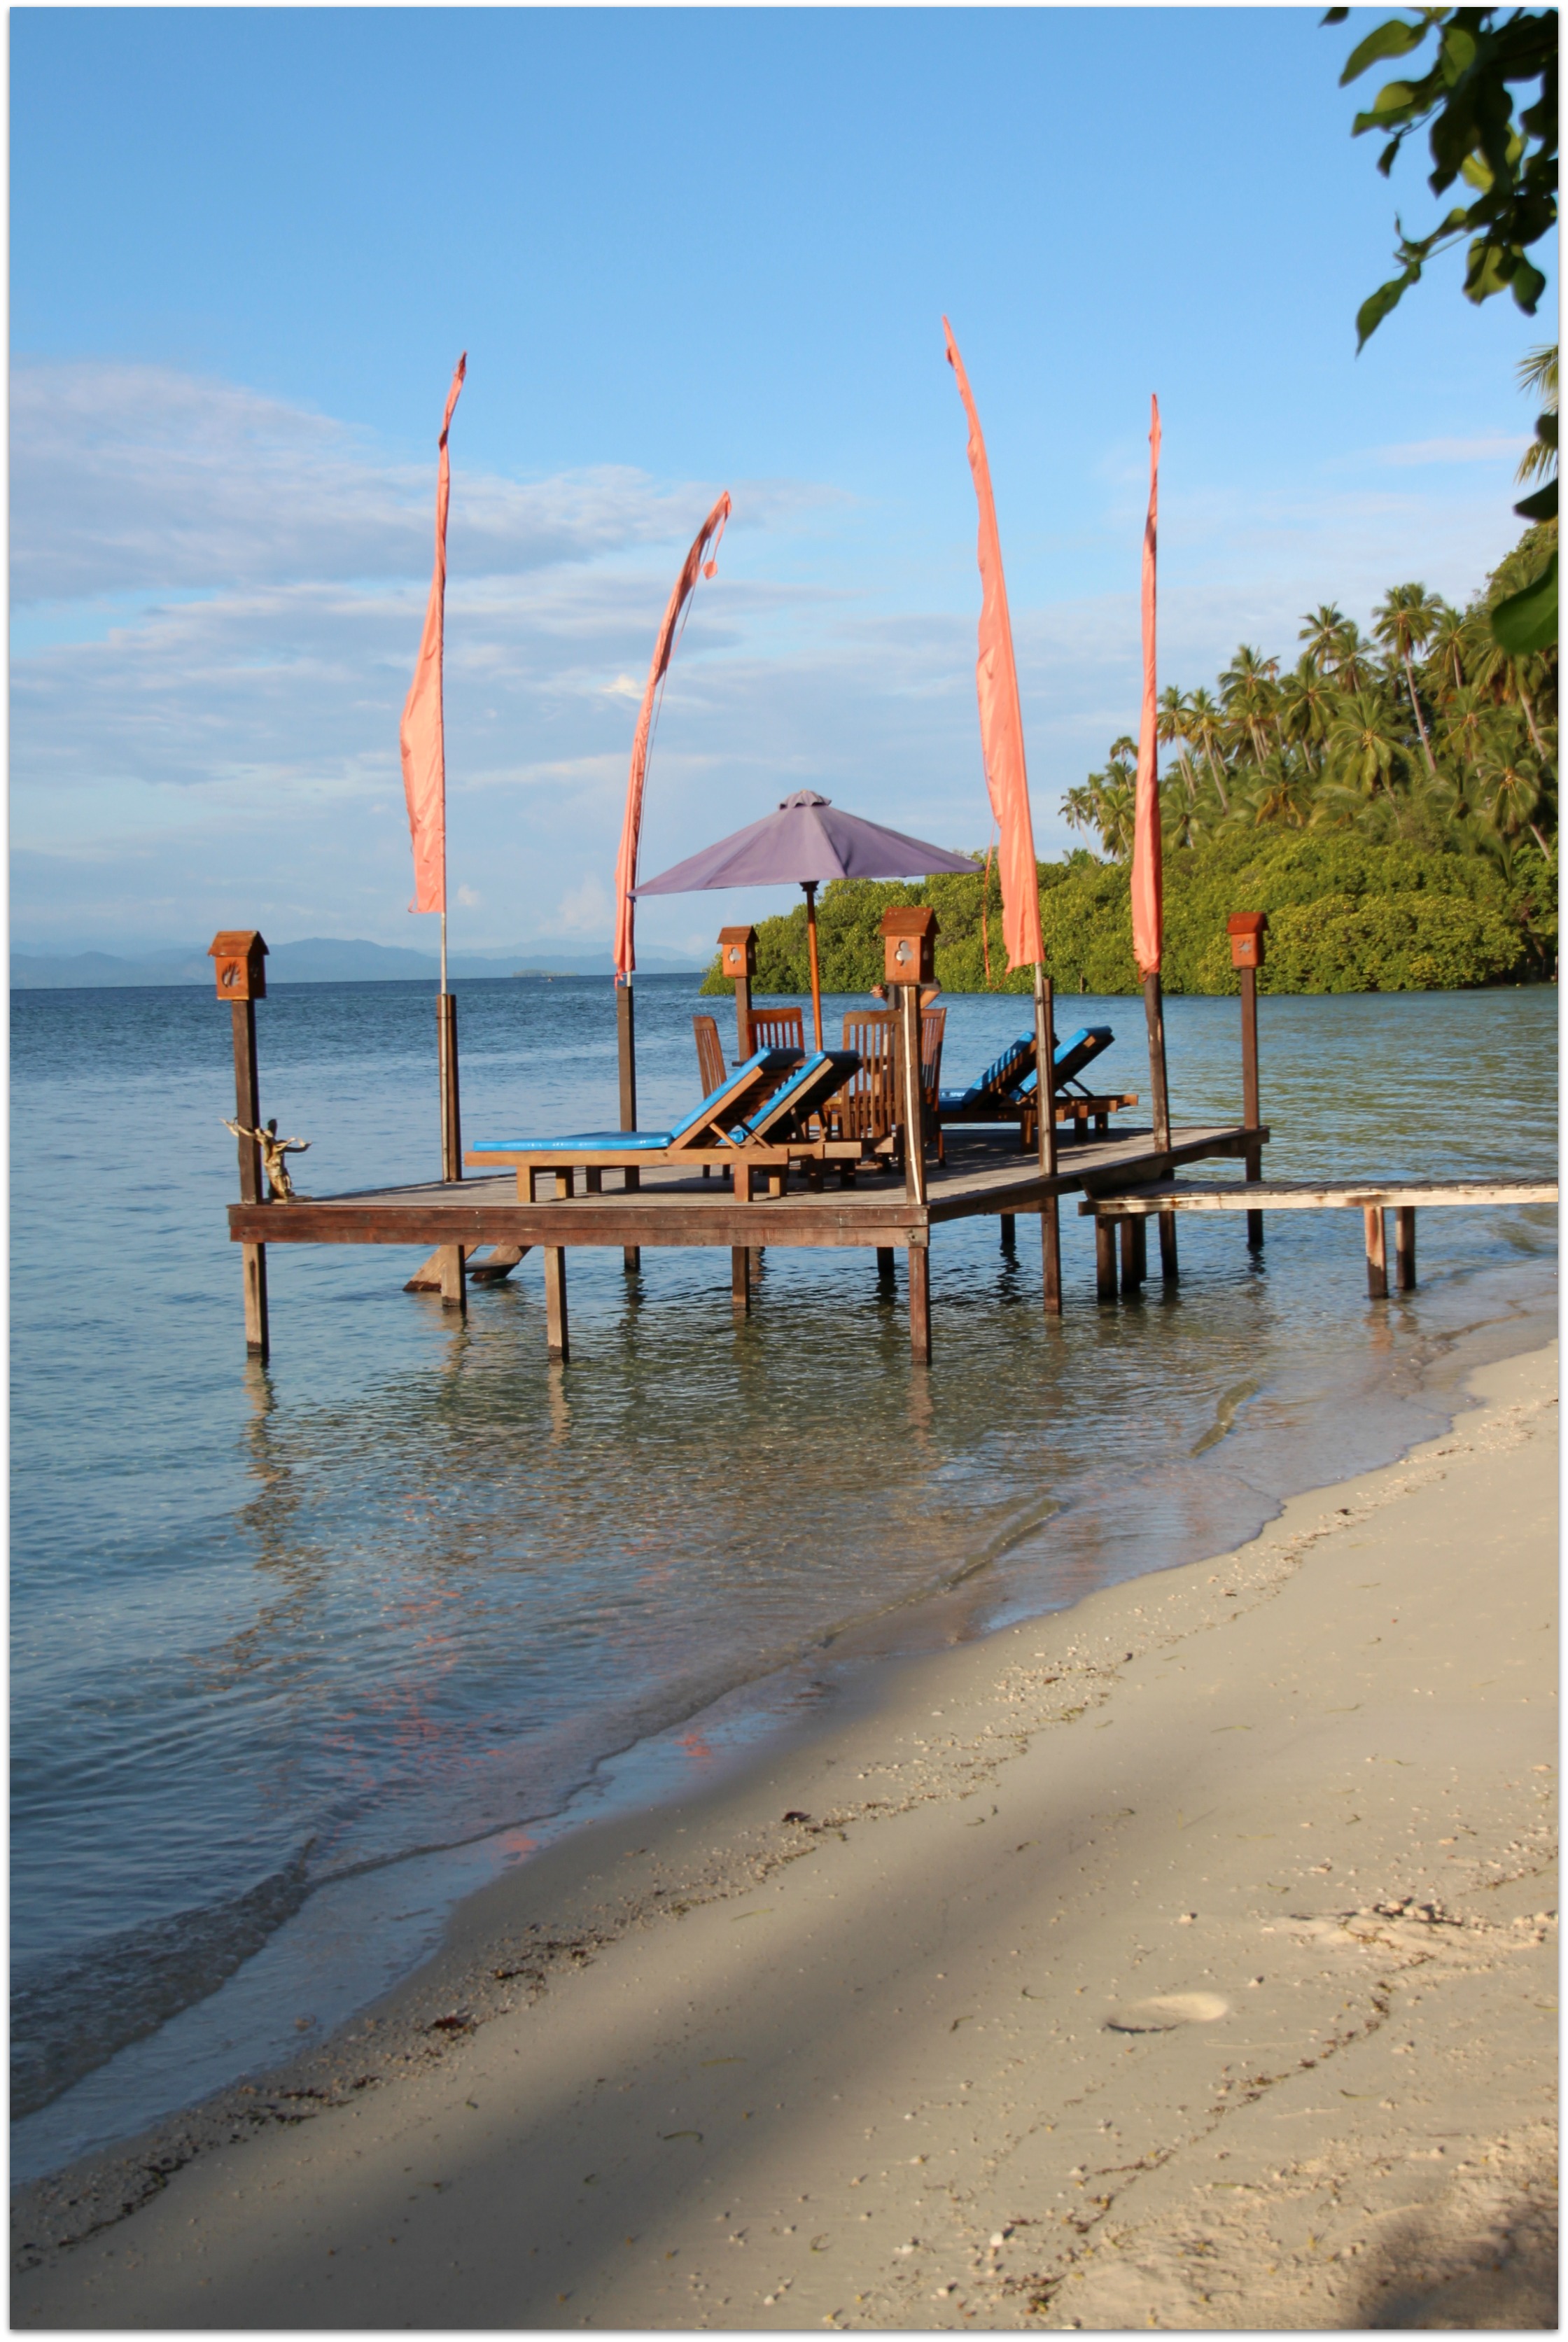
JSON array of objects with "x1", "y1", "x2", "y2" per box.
[
  {"x1": 1157, "y1": 1209, "x2": 1179, "y2": 1282},
  {"x1": 1000, "y1": 1214, "x2": 1016, "y2": 1252},
  {"x1": 544, "y1": 1247, "x2": 570, "y2": 1358},
  {"x1": 440, "y1": 1244, "x2": 467, "y2": 1314},
  {"x1": 731, "y1": 1246, "x2": 751, "y2": 1314},
  {"x1": 1033, "y1": 967, "x2": 1063, "y2": 1319},
  {"x1": 1395, "y1": 1205, "x2": 1417, "y2": 1291},
  {"x1": 241, "y1": 1242, "x2": 269, "y2": 1363},
  {"x1": 1364, "y1": 1207, "x2": 1388, "y2": 1300},
  {"x1": 227, "y1": 981, "x2": 270, "y2": 1361},
  {"x1": 1142, "y1": 972, "x2": 1172, "y2": 1154},
  {"x1": 907, "y1": 1237, "x2": 932, "y2": 1364},
  {"x1": 1095, "y1": 1214, "x2": 1119, "y2": 1302},
  {"x1": 876, "y1": 1246, "x2": 896, "y2": 1291},
  {"x1": 1242, "y1": 968, "x2": 1264, "y2": 1250},
  {"x1": 1119, "y1": 1215, "x2": 1144, "y2": 1293}
]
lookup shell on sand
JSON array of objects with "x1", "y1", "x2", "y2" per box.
[{"x1": 1103, "y1": 1991, "x2": 1229, "y2": 2032}]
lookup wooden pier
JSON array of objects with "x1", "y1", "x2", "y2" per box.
[{"x1": 228, "y1": 1121, "x2": 1266, "y2": 1363}]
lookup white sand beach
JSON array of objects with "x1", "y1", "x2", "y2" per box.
[{"x1": 12, "y1": 1342, "x2": 1558, "y2": 2332}]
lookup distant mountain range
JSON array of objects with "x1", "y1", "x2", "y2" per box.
[{"x1": 10, "y1": 938, "x2": 705, "y2": 989}]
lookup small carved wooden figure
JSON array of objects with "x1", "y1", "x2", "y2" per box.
[{"x1": 223, "y1": 1116, "x2": 310, "y2": 1201}]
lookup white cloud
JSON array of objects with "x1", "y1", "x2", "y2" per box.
[{"x1": 10, "y1": 359, "x2": 1534, "y2": 954}]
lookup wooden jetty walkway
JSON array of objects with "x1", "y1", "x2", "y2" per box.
[{"x1": 230, "y1": 1121, "x2": 1265, "y2": 1363}]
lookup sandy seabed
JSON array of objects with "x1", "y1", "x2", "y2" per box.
[{"x1": 12, "y1": 1343, "x2": 1558, "y2": 2332}]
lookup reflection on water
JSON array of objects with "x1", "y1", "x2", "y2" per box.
[{"x1": 10, "y1": 977, "x2": 1557, "y2": 2169}]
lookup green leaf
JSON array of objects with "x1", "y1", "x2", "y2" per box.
[
  {"x1": 1356, "y1": 265, "x2": 1418, "y2": 348},
  {"x1": 1510, "y1": 255, "x2": 1548, "y2": 313},
  {"x1": 1340, "y1": 15, "x2": 1424, "y2": 84},
  {"x1": 1490, "y1": 552, "x2": 1558, "y2": 657},
  {"x1": 1512, "y1": 479, "x2": 1558, "y2": 524},
  {"x1": 1353, "y1": 80, "x2": 1418, "y2": 132}
]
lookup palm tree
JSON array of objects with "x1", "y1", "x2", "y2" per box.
[
  {"x1": 1298, "y1": 604, "x2": 1350, "y2": 672},
  {"x1": 1372, "y1": 583, "x2": 1445, "y2": 776},
  {"x1": 1325, "y1": 689, "x2": 1410, "y2": 826},
  {"x1": 1279, "y1": 654, "x2": 1335, "y2": 769},
  {"x1": 1220, "y1": 645, "x2": 1280, "y2": 769},
  {"x1": 1184, "y1": 687, "x2": 1231, "y2": 811},
  {"x1": 1423, "y1": 602, "x2": 1468, "y2": 699}
]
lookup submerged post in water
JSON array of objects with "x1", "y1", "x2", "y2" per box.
[
  {"x1": 1228, "y1": 913, "x2": 1268, "y2": 1251},
  {"x1": 209, "y1": 930, "x2": 271, "y2": 1361},
  {"x1": 617, "y1": 981, "x2": 640, "y2": 1275}
]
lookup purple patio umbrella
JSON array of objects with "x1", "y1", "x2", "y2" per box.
[{"x1": 634, "y1": 790, "x2": 979, "y2": 1046}]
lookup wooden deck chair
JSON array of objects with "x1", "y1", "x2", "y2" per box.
[
  {"x1": 467, "y1": 1047, "x2": 868, "y2": 1200},
  {"x1": 692, "y1": 1013, "x2": 727, "y2": 1096},
  {"x1": 750, "y1": 1006, "x2": 805, "y2": 1053},
  {"x1": 692, "y1": 1015, "x2": 727, "y2": 1173},
  {"x1": 833, "y1": 1011, "x2": 897, "y2": 1147}
]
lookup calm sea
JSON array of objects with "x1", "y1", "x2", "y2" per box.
[{"x1": 10, "y1": 976, "x2": 1558, "y2": 2180}]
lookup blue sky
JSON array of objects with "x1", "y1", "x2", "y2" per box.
[{"x1": 10, "y1": 6, "x2": 1552, "y2": 958}]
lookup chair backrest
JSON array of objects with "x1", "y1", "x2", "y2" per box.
[
  {"x1": 692, "y1": 1013, "x2": 727, "y2": 1100},
  {"x1": 750, "y1": 1007, "x2": 806, "y2": 1054},
  {"x1": 1053, "y1": 1025, "x2": 1114, "y2": 1089},
  {"x1": 743, "y1": 1051, "x2": 861, "y2": 1142},
  {"x1": 836, "y1": 1012, "x2": 897, "y2": 1142},
  {"x1": 666, "y1": 1048, "x2": 804, "y2": 1149},
  {"x1": 974, "y1": 1029, "x2": 1037, "y2": 1102}
]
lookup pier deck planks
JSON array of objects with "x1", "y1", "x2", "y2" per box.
[
  {"x1": 228, "y1": 1123, "x2": 1265, "y2": 1254},
  {"x1": 1077, "y1": 1174, "x2": 1558, "y2": 1217}
]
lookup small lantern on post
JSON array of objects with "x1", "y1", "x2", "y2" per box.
[
  {"x1": 1227, "y1": 912, "x2": 1268, "y2": 1247},
  {"x1": 209, "y1": 930, "x2": 270, "y2": 1359},
  {"x1": 879, "y1": 904, "x2": 937, "y2": 990},
  {"x1": 718, "y1": 924, "x2": 757, "y2": 1059}
]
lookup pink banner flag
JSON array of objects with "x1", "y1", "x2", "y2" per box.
[
  {"x1": 400, "y1": 354, "x2": 466, "y2": 915},
  {"x1": 612, "y1": 491, "x2": 732, "y2": 983},
  {"x1": 943, "y1": 318, "x2": 1043, "y2": 973},
  {"x1": 1131, "y1": 395, "x2": 1162, "y2": 977}
]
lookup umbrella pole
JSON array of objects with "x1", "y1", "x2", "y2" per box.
[{"x1": 802, "y1": 881, "x2": 824, "y2": 1051}]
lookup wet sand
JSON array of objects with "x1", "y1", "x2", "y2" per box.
[{"x1": 12, "y1": 1342, "x2": 1558, "y2": 2331}]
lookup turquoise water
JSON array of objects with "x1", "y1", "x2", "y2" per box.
[{"x1": 10, "y1": 977, "x2": 1558, "y2": 2178}]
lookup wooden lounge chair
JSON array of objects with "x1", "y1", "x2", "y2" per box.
[
  {"x1": 467, "y1": 1047, "x2": 868, "y2": 1201},
  {"x1": 939, "y1": 1025, "x2": 1124, "y2": 1138},
  {"x1": 692, "y1": 1013, "x2": 727, "y2": 1098},
  {"x1": 750, "y1": 1006, "x2": 805, "y2": 1053}
]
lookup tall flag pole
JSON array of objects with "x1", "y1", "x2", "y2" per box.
[
  {"x1": 943, "y1": 319, "x2": 1061, "y2": 1315},
  {"x1": 400, "y1": 353, "x2": 467, "y2": 993},
  {"x1": 400, "y1": 353, "x2": 467, "y2": 1214},
  {"x1": 610, "y1": 491, "x2": 730, "y2": 1167},
  {"x1": 1131, "y1": 395, "x2": 1172, "y2": 1152}
]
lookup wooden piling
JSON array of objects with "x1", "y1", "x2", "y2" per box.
[
  {"x1": 999, "y1": 1214, "x2": 1016, "y2": 1251},
  {"x1": 1034, "y1": 966, "x2": 1063, "y2": 1317},
  {"x1": 1120, "y1": 1215, "x2": 1142, "y2": 1293},
  {"x1": 907, "y1": 1237, "x2": 932, "y2": 1363},
  {"x1": 1395, "y1": 1205, "x2": 1417, "y2": 1291},
  {"x1": 1142, "y1": 972, "x2": 1172, "y2": 1153},
  {"x1": 897, "y1": 984, "x2": 927, "y2": 1209},
  {"x1": 544, "y1": 1247, "x2": 570, "y2": 1357},
  {"x1": 876, "y1": 1246, "x2": 896, "y2": 1289},
  {"x1": 1240, "y1": 963, "x2": 1264, "y2": 1250},
  {"x1": 1096, "y1": 1214, "x2": 1119, "y2": 1301},
  {"x1": 1157, "y1": 1208, "x2": 1179, "y2": 1282},
  {"x1": 230, "y1": 993, "x2": 270, "y2": 1360},
  {"x1": 732, "y1": 1246, "x2": 751, "y2": 1314},
  {"x1": 1364, "y1": 1206, "x2": 1388, "y2": 1300}
]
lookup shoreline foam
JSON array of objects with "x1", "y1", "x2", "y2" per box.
[{"x1": 13, "y1": 1339, "x2": 1557, "y2": 2329}]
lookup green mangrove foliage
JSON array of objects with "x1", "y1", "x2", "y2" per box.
[
  {"x1": 700, "y1": 534, "x2": 1557, "y2": 998},
  {"x1": 699, "y1": 832, "x2": 1554, "y2": 999}
]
